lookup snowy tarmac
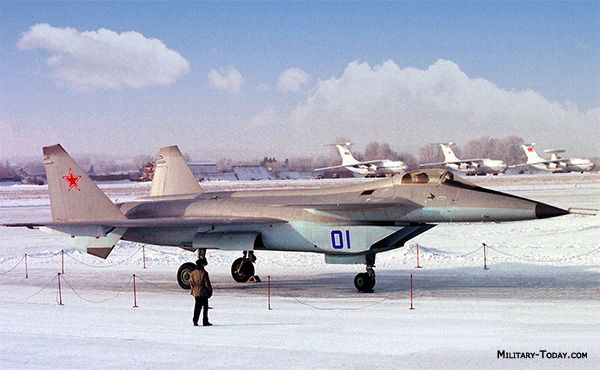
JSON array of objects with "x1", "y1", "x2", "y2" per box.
[{"x1": 1, "y1": 174, "x2": 599, "y2": 369}]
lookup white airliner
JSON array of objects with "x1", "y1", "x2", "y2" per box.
[
  {"x1": 315, "y1": 143, "x2": 407, "y2": 177},
  {"x1": 511, "y1": 144, "x2": 594, "y2": 173},
  {"x1": 420, "y1": 143, "x2": 507, "y2": 176}
]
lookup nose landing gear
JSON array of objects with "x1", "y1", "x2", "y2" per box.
[{"x1": 354, "y1": 254, "x2": 376, "y2": 293}]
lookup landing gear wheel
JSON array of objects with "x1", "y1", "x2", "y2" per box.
[
  {"x1": 177, "y1": 262, "x2": 196, "y2": 289},
  {"x1": 231, "y1": 257, "x2": 255, "y2": 283},
  {"x1": 354, "y1": 272, "x2": 375, "y2": 293}
]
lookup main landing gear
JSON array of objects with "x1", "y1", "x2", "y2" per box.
[
  {"x1": 177, "y1": 249, "x2": 206, "y2": 289},
  {"x1": 354, "y1": 254, "x2": 376, "y2": 293},
  {"x1": 231, "y1": 251, "x2": 256, "y2": 283}
]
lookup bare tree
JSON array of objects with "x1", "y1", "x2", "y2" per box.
[
  {"x1": 396, "y1": 151, "x2": 418, "y2": 169},
  {"x1": 364, "y1": 142, "x2": 395, "y2": 161},
  {"x1": 132, "y1": 154, "x2": 154, "y2": 170},
  {"x1": 462, "y1": 135, "x2": 525, "y2": 164},
  {"x1": 419, "y1": 144, "x2": 444, "y2": 164}
]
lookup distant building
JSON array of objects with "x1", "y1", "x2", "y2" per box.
[
  {"x1": 276, "y1": 171, "x2": 316, "y2": 180},
  {"x1": 233, "y1": 165, "x2": 273, "y2": 180},
  {"x1": 139, "y1": 162, "x2": 155, "y2": 182},
  {"x1": 200, "y1": 172, "x2": 238, "y2": 182},
  {"x1": 188, "y1": 161, "x2": 218, "y2": 178}
]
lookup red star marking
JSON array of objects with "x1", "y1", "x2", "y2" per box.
[
  {"x1": 527, "y1": 148, "x2": 534, "y2": 152},
  {"x1": 62, "y1": 168, "x2": 81, "y2": 191}
]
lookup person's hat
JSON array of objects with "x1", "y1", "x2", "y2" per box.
[{"x1": 196, "y1": 257, "x2": 208, "y2": 267}]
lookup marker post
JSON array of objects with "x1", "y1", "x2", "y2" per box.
[
  {"x1": 483, "y1": 243, "x2": 489, "y2": 270},
  {"x1": 133, "y1": 274, "x2": 138, "y2": 308},
  {"x1": 415, "y1": 244, "x2": 423, "y2": 269},
  {"x1": 57, "y1": 273, "x2": 63, "y2": 305},
  {"x1": 409, "y1": 273, "x2": 414, "y2": 310},
  {"x1": 267, "y1": 275, "x2": 272, "y2": 310}
]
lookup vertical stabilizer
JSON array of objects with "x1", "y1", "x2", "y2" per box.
[
  {"x1": 150, "y1": 146, "x2": 202, "y2": 196},
  {"x1": 440, "y1": 143, "x2": 460, "y2": 162},
  {"x1": 43, "y1": 144, "x2": 125, "y2": 222},
  {"x1": 335, "y1": 143, "x2": 359, "y2": 166},
  {"x1": 521, "y1": 144, "x2": 545, "y2": 163}
]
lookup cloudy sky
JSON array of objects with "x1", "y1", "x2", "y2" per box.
[{"x1": 1, "y1": 2, "x2": 598, "y2": 160}]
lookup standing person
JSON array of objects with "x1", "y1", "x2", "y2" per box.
[{"x1": 190, "y1": 257, "x2": 213, "y2": 326}]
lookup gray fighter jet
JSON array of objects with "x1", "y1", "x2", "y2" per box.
[{"x1": 4, "y1": 144, "x2": 568, "y2": 292}]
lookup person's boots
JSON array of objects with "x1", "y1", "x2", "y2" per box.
[{"x1": 203, "y1": 318, "x2": 212, "y2": 326}]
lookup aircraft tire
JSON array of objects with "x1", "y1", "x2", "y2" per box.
[
  {"x1": 231, "y1": 257, "x2": 255, "y2": 283},
  {"x1": 177, "y1": 262, "x2": 197, "y2": 290},
  {"x1": 354, "y1": 273, "x2": 375, "y2": 293}
]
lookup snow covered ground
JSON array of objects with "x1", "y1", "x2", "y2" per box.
[{"x1": 1, "y1": 174, "x2": 599, "y2": 369}]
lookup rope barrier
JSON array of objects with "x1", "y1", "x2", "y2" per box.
[
  {"x1": 63, "y1": 247, "x2": 142, "y2": 268},
  {"x1": 1, "y1": 274, "x2": 58, "y2": 303},
  {"x1": 416, "y1": 244, "x2": 484, "y2": 257},
  {"x1": 27, "y1": 251, "x2": 61, "y2": 259},
  {"x1": 0, "y1": 255, "x2": 24, "y2": 275},
  {"x1": 134, "y1": 276, "x2": 166, "y2": 289},
  {"x1": 487, "y1": 245, "x2": 600, "y2": 263},
  {"x1": 282, "y1": 290, "x2": 395, "y2": 311},
  {"x1": 59, "y1": 275, "x2": 132, "y2": 304}
]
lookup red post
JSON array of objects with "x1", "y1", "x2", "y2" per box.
[
  {"x1": 61, "y1": 249, "x2": 65, "y2": 274},
  {"x1": 25, "y1": 253, "x2": 28, "y2": 279},
  {"x1": 415, "y1": 244, "x2": 423, "y2": 269},
  {"x1": 133, "y1": 274, "x2": 138, "y2": 308},
  {"x1": 409, "y1": 273, "x2": 414, "y2": 310},
  {"x1": 268, "y1": 275, "x2": 272, "y2": 310},
  {"x1": 483, "y1": 243, "x2": 489, "y2": 270},
  {"x1": 58, "y1": 273, "x2": 63, "y2": 305},
  {"x1": 142, "y1": 246, "x2": 146, "y2": 269}
]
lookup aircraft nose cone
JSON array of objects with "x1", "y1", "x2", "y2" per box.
[{"x1": 535, "y1": 203, "x2": 569, "y2": 219}]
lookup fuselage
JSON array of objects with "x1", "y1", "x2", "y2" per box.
[
  {"x1": 529, "y1": 158, "x2": 594, "y2": 173},
  {"x1": 447, "y1": 159, "x2": 507, "y2": 175},
  {"x1": 117, "y1": 169, "x2": 565, "y2": 252},
  {"x1": 346, "y1": 160, "x2": 407, "y2": 177}
]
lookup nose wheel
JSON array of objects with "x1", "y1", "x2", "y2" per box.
[{"x1": 354, "y1": 254, "x2": 376, "y2": 293}]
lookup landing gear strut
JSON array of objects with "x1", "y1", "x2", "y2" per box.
[
  {"x1": 354, "y1": 254, "x2": 376, "y2": 293},
  {"x1": 231, "y1": 251, "x2": 256, "y2": 283},
  {"x1": 177, "y1": 249, "x2": 206, "y2": 290}
]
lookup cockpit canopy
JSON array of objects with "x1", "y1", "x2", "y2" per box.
[{"x1": 394, "y1": 169, "x2": 476, "y2": 188}]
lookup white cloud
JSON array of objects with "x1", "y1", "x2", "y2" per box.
[
  {"x1": 289, "y1": 59, "x2": 600, "y2": 154},
  {"x1": 17, "y1": 23, "x2": 190, "y2": 91},
  {"x1": 248, "y1": 108, "x2": 281, "y2": 126},
  {"x1": 257, "y1": 82, "x2": 270, "y2": 91},
  {"x1": 208, "y1": 66, "x2": 244, "y2": 93},
  {"x1": 277, "y1": 67, "x2": 311, "y2": 92}
]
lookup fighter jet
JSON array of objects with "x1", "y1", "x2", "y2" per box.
[
  {"x1": 420, "y1": 143, "x2": 507, "y2": 176},
  {"x1": 3, "y1": 144, "x2": 568, "y2": 292},
  {"x1": 315, "y1": 143, "x2": 407, "y2": 177},
  {"x1": 511, "y1": 144, "x2": 594, "y2": 173}
]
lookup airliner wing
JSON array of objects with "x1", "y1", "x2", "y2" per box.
[
  {"x1": 315, "y1": 164, "x2": 355, "y2": 171},
  {"x1": 421, "y1": 159, "x2": 485, "y2": 167},
  {"x1": 509, "y1": 159, "x2": 566, "y2": 168},
  {"x1": 316, "y1": 160, "x2": 387, "y2": 171},
  {"x1": 315, "y1": 163, "x2": 370, "y2": 171}
]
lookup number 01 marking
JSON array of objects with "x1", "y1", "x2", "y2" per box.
[{"x1": 331, "y1": 230, "x2": 351, "y2": 249}]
